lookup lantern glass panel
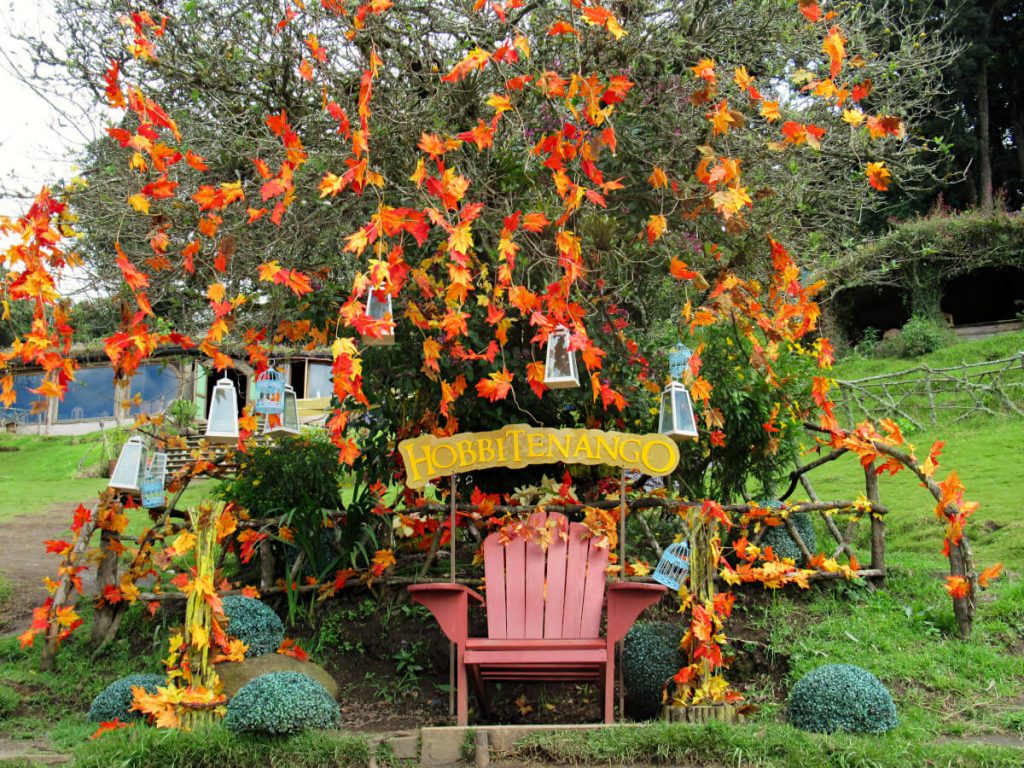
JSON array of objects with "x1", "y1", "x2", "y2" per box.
[
  {"x1": 109, "y1": 436, "x2": 145, "y2": 492},
  {"x1": 658, "y1": 389, "x2": 674, "y2": 434},
  {"x1": 265, "y1": 386, "x2": 300, "y2": 437},
  {"x1": 544, "y1": 326, "x2": 579, "y2": 388},
  {"x1": 672, "y1": 386, "x2": 697, "y2": 436},
  {"x1": 205, "y1": 378, "x2": 240, "y2": 442},
  {"x1": 363, "y1": 288, "x2": 395, "y2": 346}
]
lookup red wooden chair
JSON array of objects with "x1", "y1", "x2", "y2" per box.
[{"x1": 409, "y1": 510, "x2": 665, "y2": 725}]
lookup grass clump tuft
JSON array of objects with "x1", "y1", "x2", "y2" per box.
[
  {"x1": 621, "y1": 621, "x2": 684, "y2": 719},
  {"x1": 222, "y1": 595, "x2": 285, "y2": 657},
  {"x1": 86, "y1": 673, "x2": 165, "y2": 723},
  {"x1": 787, "y1": 663, "x2": 898, "y2": 734},
  {"x1": 224, "y1": 672, "x2": 339, "y2": 735},
  {"x1": 0, "y1": 683, "x2": 21, "y2": 717}
]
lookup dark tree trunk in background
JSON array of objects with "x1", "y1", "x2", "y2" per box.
[{"x1": 978, "y1": 59, "x2": 994, "y2": 210}]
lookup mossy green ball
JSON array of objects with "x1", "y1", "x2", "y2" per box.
[
  {"x1": 224, "y1": 672, "x2": 340, "y2": 734},
  {"x1": 761, "y1": 511, "x2": 816, "y2": 564},
  {"x1": 621, "y1": 621, "x2": 685, "y2": 719},
  {"x1": 222, "y1": 595, "x2": 285, "y2": 657},
  {"x1": 87, "y1": 674, "x2": 165, "y2": 722},
  {"x1": 787, "y1": 663, "x2": 898, "y2": 734}
]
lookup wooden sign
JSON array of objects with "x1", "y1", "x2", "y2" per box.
[{"x1": 398, "y1": 424, "x2": 680, "y2": 488}]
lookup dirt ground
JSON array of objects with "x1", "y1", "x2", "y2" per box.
[{"x1": 0, "y1": 503, "x2": 95, "y2": 636}]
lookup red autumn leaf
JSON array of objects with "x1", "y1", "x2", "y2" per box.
[{"x1": 978, "y1": 563, "x2": 1003, "y2": 588}]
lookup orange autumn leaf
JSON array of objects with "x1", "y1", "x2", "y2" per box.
[
  {"x1": 866, "y1": 161, "x2": 892, "y2": 191},
  {"x1": 978, "y1": 563, "x2": 1003, "y2": 588},
  {"x1": 475, "y1": 369, "x2": 514, "y2": 402},
  {"x1": 648, "y1": 166, "x2": 668, "y2": 189},
  {"x1": 822, "y1": 25, "x2": 846, "y2": 78},
  {"x1": 944, "y1": 576, "x2": 970, "y2": 600},
  {"x1": 646, "y1": 214, "x2": 667, "y2": 244}
]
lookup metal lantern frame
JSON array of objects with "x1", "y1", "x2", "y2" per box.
[
  {"x1": 141, "y1": 451, "x2": 168, "y2": 508},
  {"x1": 205, "y1": 375, "x2": 241, "y2": 443},
  {"x1": 362, "y1": 285, "x2": 395, "y2": 346},
  {"x1": 109, "y1": 436, "x2": 146, "y2": 494},
  {"x1": 254, "y1": 364, "x2": 286, "y2": 415},
  {"x1": 263, "y1": 385, "x2": 300, "y2": 437},
  {"x1": 543, "y1": 325, "x2": 580, "y2": 389},
  {"x1": 658, "y1": 380, "x2": 699, "y2": 441}
]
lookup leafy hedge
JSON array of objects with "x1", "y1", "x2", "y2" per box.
[
  {"x1": 224, "y1": 672, "x2": 340, "y2": 734},
  {"x1": 87, "y1": 674, "x2": 165, "y2": 723},
  {"x1": 621, "y1": 621, "x2": 684, "y2": 719},
  {"x1": 786, "y1": 663, "x2": 898, "y2": 734},
  {"x1": 222, "y1": 595, "x2": 285, "y2": 657}
]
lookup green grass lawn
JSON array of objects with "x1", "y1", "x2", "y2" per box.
[
  {"x1": 0, "y1": 433, "x2": 109, "y2": 522},
  {"x1": 833, "y1": 330, "x2": 1024, "y2": 380}
]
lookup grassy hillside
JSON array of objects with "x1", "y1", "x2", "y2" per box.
[{"x1": 833, "y1": 330, "x2": 1024, "y2": 380}]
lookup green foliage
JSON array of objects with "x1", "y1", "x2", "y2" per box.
[
  {"x1": 896, "y1": 316, "x2": 954, "y2": 358},
  {"x1": 86, "y1": 674, "x2": 165, "y2": 723},
  {"x1": 621, "y1": 621, "x2": 684, "y2": 719},
  {"x1": 73, "y1": 724, "x2": 381, "y2": 768},
  {"x1": 224, "y1": 672, "x2": 340, "y2": 735},
  {"x1": 786, "y1": 664, "x2": 898, "y2": 735},
  {"x1": 222, "y1": 596, "x2": 285, "y2": 657},
  {"x1": 0, "y1": 684, "x2": 21, "y2": 718},
  {"x1": 166, "y1": 399, "x2": 199, "y2": 431},
  {"x1": 761, "y1": 512, "x2": 817, "y2": 564},
  {"x1": 217, "y1": 433, "x2": 343, "y2": 518}
]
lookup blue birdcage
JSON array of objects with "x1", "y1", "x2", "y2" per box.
[
  {"x1": 668, "y1": 343, "x2": 692, "y2": 380},
  {"x1": 652, "y1": 540, "x2": 690, "y2": 590},
  {"x1": 254, "y1": 365, "x2": 286, "y2": 415},
  {"x1": 140, "y1": 452, "x2": 167, "y2": 508}
]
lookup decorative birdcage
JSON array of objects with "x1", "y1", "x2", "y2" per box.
[
  {"x1": 363, "y1": 285, "x2": 395, "y2": 346},
  {"x1": 109, "y1": 436, "x2": 146, "y2": 494},
  {"x1": 652, "y1": 540, "x2": 690, "y2": 591},
  {"x1": 658, "y1": 381, "x2": 698, "y2": 441},
  {"x1": 205, "y1": 376, "x2": 240, "y2": 443},
  {"x1": 140, "y1": 452, "x2": 168, "y2": 508},
  {"x1": 543, "y1": 325, "x2": 580, "y2": 389},
  {"x1": 263, "y1": 385, "x2": 299, "y2": 437},
  {"x1": 253, "y1": 364, "x2": 286, "y2": 415},
  {"x1": 668, "y1": 343, "x2": 692, "y2": 380}
]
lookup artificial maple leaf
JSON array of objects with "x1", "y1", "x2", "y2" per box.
[
  {"x1": 646, "y1": 214, "x2": 667, "y2": 244},
  {"x1": 475, "y1": 369, "x2": 514, "y2": 402},
  {"x1": 865, "y1": 161, "x2": 891, "y2": 191}
]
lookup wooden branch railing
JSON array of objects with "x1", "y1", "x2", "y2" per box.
[{"x1": 832, "y1": 352, "x2": 1024, "y2": 429}]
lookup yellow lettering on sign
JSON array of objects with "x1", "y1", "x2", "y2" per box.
[{"x1": 398, "y1": 425, "x2": 682, "y2": 489}]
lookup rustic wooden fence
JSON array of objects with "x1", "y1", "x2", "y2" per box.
[{"x1": 833, "y1": 352, "x2": 1024, "y2": 430}]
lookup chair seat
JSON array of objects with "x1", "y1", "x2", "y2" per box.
[{"x1": 465, "y1": 637, "x2": 607, "y2": 667}]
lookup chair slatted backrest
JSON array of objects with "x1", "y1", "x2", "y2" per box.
[{"x1": 483, "y1": 510, "x2": 609, "y2": 640}]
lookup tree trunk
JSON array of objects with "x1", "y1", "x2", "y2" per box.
[
  {"x1": 978, "y1": 59, "x2": 994, "y2": 211},
  {"x1": 1012, "y1": 80, "x2": 1024, "y2": 177}
]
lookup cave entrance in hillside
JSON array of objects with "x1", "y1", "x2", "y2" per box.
[{"x1": 941, "y1": 267, "x2": 1024, "y2": 326}]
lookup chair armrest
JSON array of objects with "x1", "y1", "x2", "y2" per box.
[
  {"x1": 407, "y1": 583, "x2": 483, "y2": 644},
  {"x1": 606, "y1": 582, "x2": 667, "y2": 645}
]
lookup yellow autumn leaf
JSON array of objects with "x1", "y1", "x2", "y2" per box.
[
  {"x1": 191, "y1": 623, "x2": 209, "y2": 649},
  {"x1": 170, "y1": 530, "x2": 197, "y2": 555},
  {"x1": 842, "y1": 108, "x2": 866, "y2": 127},
  {"x1": 128, "y1": 193, "x2": 151, "y2": 213}
]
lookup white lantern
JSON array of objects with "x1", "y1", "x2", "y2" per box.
[
  {"x1": 205, "y1": 376, "x2": 240, "y2": 443},
  {"x1": 362, "y1": 286, "x2": 395, "y2": 346},
  {"x1": 658, "y1": 381, "x2": 698, "y2": 441},
  {"x1": 543, "y1": 325, "x2": 579, "y2": 389},
  {"x1": 109, "y1": 436, "x2": 146, "y2": 493},
  {"x1": 263, "y1": 386, "x2": 300, "y2": 437}
]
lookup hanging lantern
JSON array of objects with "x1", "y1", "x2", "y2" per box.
[
  {"x1": 658, "y1": 381, "x2": 698, "y2": 441},
  {"x1": 263, "y1": 385, "x2": 300, "y2": 437},
  {"x1": 543, "y1": 325, "x2": 579, "y2": 389},
  {"x1": 109, "y1": 436, "x2": 146, "y2": 493},
  {"x1": 205, "y1": 376, "x2": 240, "y2": 444},
  {"x1": 362, "y1": 285, "x2": 395, "y2": 346},
  {"x1": 254, "y1": 364, "x2": 286, "y2": 415},
  {"x1": 141, "y1": 452, "x2": 168, "y2": 509}
]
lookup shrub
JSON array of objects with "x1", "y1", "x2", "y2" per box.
[
  {"x1": 0, "y1": 684, "x2": 21, "y2": 718},
  {"x1": 87, "y1": 674, "x2": 165, "y2": 723},
  {"x1": 761, "y1": 511, "x2": 816, "y2": 564},
  {"x1": 899, "y1": 315, "x2": 953, "y2": 358},
  {"x1": 621, "y1": 621, "x2": 685, "y2": 719},
  {"x1": 222, "y1": 595, "x2": 285, "y2": 657},
  {"x1": 786, "y1": 663, "x2": 898, "y2": 734},
  {"x1": 224, "y1": 672, "x2": 339, "y2": 734}
]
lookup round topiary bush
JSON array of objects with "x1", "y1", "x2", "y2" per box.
[
  {"x1": 621, "y1": 621, "x2": 685, "y2": 719},
  {"x1": 222, "y1": 595, "x2": 284, "y2": 657},
  {"x1": 87, "y1": 674, "x2": 165, "y2": 722},
  {"x1": 787, "y1": 663, "x2": 898, "y2": 734},
  {"x1": 224, "y1": 672, "x2": 339, "y2": 734},
  {"x1": 761, "y1": 511, "x2": 816, "y2": 564}
]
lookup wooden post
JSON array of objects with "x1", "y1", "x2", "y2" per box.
[
  {"x1": 449, "y1": 474, "x2": 457, "y2": 719},
  {"x1": 41, "y1": 505, "x2": 99, "y2": 671},
  {"x1": 865, "y1": 462, "x2": 884, "y2": 582},
  {"x1": 90, "y1": 528, "x2": 121, "y2": 645},
  {"x1": 617, "y1": 471, "x2": 626, "y2": 722}
]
